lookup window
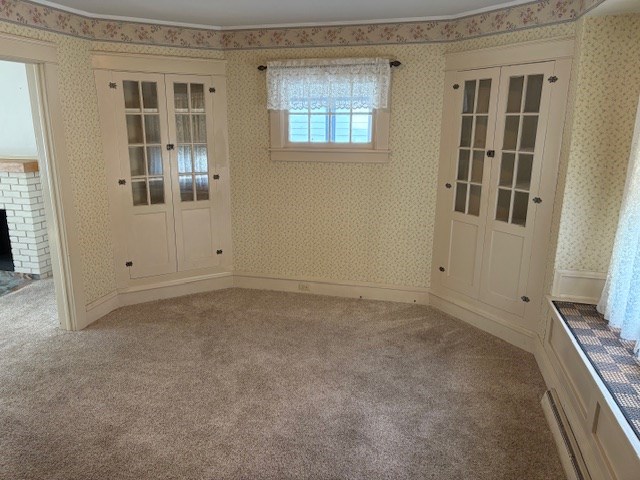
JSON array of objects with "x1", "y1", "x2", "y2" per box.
[{"x1": 266, "y1": 58, "x2": 392, "y2": 162}]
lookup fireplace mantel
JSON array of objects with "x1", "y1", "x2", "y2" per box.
[{"x1": 0, "y1": 157, "x2": 39, "y2": 173}]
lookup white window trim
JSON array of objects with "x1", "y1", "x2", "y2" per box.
[{"x1": 269, "y1": 108, "x2": 391, "y2": 163}]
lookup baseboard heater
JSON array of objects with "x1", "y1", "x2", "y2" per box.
[{"x1": 541, "y1": 389, "x2": 591, "y2": 480}]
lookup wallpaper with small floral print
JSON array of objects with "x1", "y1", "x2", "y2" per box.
[{"x1": 0, "y1": 3, "x2": 636, "y2": 305}]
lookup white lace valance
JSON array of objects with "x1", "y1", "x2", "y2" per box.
[{"x1": 266, "y1": 58, "x2": 391, "y2": 111}]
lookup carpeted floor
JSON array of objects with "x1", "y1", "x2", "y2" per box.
[{"x1": 0, "y1": 280, "x2": 565, "y2": 479}]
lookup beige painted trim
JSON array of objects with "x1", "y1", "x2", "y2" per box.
[
  {"x1": 84, "y1": 272, "x2": 234, "y2": 327},
  {"x1": 0, "y1": 32, "x2": 58, "y2": 64},
  {"x1": 91, "y1": 52, "x2": 226, "y2": 75},
  {"x1": 429, "y1": 290, "x2": 536, "y2": 352},
  {"x1": 234, "y1": 272, "x2": 429, "y2": 304},
  {"x1": 536, "y1": 301, "x2": 640, "y2": 479},
  {"x1": 0, "y1": 33, "x2": 86, "y2": 331},
  {"x1": 445, "y1": 37, "x2": 576, "y2": 71},
  {"x1": 552, "y1": 270, "x2": 606, "y2": 304}
]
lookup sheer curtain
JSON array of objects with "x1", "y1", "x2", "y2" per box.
[
  {"x1": 266, "y1": 58, "x2": 391, "y2": 111},
  {"x1": 598, "y1": 96, "x2": 640, "y2": 359}
]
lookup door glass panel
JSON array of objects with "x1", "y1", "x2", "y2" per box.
[
  {"x1": 191, "y1": 115, "x2": 207, "y2": 143},
  {"x1": 146, "y1": 147, "x2": 163, "y2": 175},
  {"x1": 515, "y1": 154, "x2": 533, "y2": 190},
  {"x1": 178, "y1": 146, "x2": 193, "y2": 173},
  {"x1": 176, "y1": 115, "x2": 191, "y2": 143},
  {"x1": 126, "y1": 115, "x2": 143, "y2": 144},
  {"x1": 457, "y1": 149, "x2": 470, "y2": 181},
  {"x1": 123, "y1": 81, "x2": 141, "y2": 110},
  {"x1": 471, "y1": 150, "x2": 484, "y2": 183},
  {"x1": 524, "y1": 75, "x2": 544, "y2": 113},
  {"x1": 144, "y1": 115, "x2": 161, "y2": 143},
  {"x1": 174, "y1": 83, "x2": 189, "y2": 112},
  {"x1": 506, "y1": 76, "x2": 524, "y2": 113},
  {"x1": 191, "y1": 84, "x2": 205, "y2": 112},
  {"x1": 499, "y1": 153, "x2": 515, "y2": 187},
  {"x1": 128, "y1": 147, "x2": 145, "y2": 177},
  {"x1": 512, "y1": 191, "x2": 529, "y2": 226},
  {"x1": 468, "y1": 185, "x2": 481, "y2": 216},
  {"x1": 503, "y1": 116, "x2": 520, "y2": 150},
  {"x1": 141, "y1": 82, "x2": 158, "y2": 111},
  {"x1": 474, "y1": 116, "x2": 488, "y2": 148},
  {"x1": 122, "y1": 80, "x2": 166, "y2": 207},
  {"x1": 519, "y1": 116, "x2": 538, "y2": 152},
  {"x1": 195, "y1": 175, "x2": 209, "y2": 200},
  {"x1": 132, "y1": 180, "x2": 148, "y2": 206},
  {"x1": 476, "y1": 79, "x2": 491, "y2": 114},
  {"x1": 455, "y1": 183, "x2": 467, "y2": 213},
  {"x1": 172, "y1": 82, "x2": 212, "y2": 203},
  {"x1": 460, "y1": 116, "x2": 472, "y2": 148},
  {"x1": 454, "y1": 76, "x2": 493, "y2": 217},
  {"x1": 179, "y1": 175, "x2": 194, "y2": 202},
  {"x1": 496, "y1": 189, "x2": 511, "y2": 222},
  {"x1": 194, "y1": 145, "x2": 208, "y2": 172},
  {"x1": 463, "y1": 80, "x2": 476, "y2": 114},
  {"x1": 149, "y1": 179, "x2": 164, "y2": 204}
]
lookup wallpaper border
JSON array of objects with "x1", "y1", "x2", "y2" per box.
[{"x1": 0, "y1": 0, "x2": 604, "y2": 50}]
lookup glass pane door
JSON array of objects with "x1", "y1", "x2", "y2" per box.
[
  {"x1": 173, "y1": 82, "x2": 210, "y2": 202},
  {"x1": 123, "y1": 80, "x2": 165, "y2": 206},
  {"x1": 454, "y1": 78, "x2": 492, "y2": 216},
  {"x1": 495, "y1": 74, "x2": 544, "y2": 227}
]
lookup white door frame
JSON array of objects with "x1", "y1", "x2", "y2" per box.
[{"x1": 0, "y1": 32, "x2": 86, "y2": 330}]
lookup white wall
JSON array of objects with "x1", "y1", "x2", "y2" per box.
[{"x1": 0, "y1": 60, "x2": 37, "y2": 158}]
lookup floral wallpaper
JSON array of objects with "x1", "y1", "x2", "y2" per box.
[
  {"x1": 0, "y1": 0, "x2": 604, "y2": 49},
  {"x1": 555, "y1": 14, "x2": 640, "y2": 274}
]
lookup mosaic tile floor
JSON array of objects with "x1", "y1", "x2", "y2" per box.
[
  {"x1": 0, "y1": 271, "x2": 32, "y2": 298},
  {"x1": 553, "y1": 301, "x2": 640, "y2": 440}
]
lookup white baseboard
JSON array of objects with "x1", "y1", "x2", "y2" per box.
[
  {"x1": 233, "y1": 272, "x2": 429, "y2": 305},
  {"x1": 552, "y1": 270, "x2": 606, "y2": 304},
  {"x1": 83, "y1": 272, "x2": 234, "y2": 328},
  {"x1": 429, "y1": 291, "x2": 536, "y2": 352}
]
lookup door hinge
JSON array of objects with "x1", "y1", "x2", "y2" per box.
[
  {"x1": 166, "y1": 144, "x2": 175, "y2": 151},
  {"x1": 487, "y1": 150, "x2": 495, "y2": 158},
  {"x1": 213, "y1": 174, "x2": 220, "y2": 180},
  {"x1": 532, "y1": 197, "x2": 542, "y2": 204},
  {"x1": 125, "y1": 261, "x2": 133, "y2": 267},
  {"x1": 118, "y1": 179, "x2": 126, "y2": 185},
  {"x1": 109, "y1": 82, "x2": 117, "y2": 89},
  {"x1": 548, "y1": 76, "x2": 558, "y2": 83},
  {"x1": 216, "y1": 249, "x2": 223, "y2": 255},
  {"x1": 521, "y1": 295, "x2": 530, "y2": 303},
  {"x1": 453, "y1": 84, "x2": 460, "y2": 90},
  {"x1": 209, "y1": 87, "x2": 216, "y2": 93}
]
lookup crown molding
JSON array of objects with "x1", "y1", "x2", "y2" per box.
[{"x1": 0, "y1": 0, "x2": 605, "y2": 50}]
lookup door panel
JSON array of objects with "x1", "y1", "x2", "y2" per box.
[
  {"x1": 114, "y1": 72, "x2": 177, "y2": 279},
  {"x1": 479, "y1": 62, "x2": 555, "y2": 314},
  {"x1": 165, "y1": 75, "x2": 220, "y2": 271},
  {"x1": 440, "y1": 68, "x2": 501, "y2": 297}
]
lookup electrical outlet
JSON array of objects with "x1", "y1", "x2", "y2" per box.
[{"x1": 298, "y1": 283, "x2": 310, "y2": 292}]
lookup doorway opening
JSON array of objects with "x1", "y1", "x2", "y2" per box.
[{"x1": 0, "y1": 59, "x2": 56, "y2": 315}]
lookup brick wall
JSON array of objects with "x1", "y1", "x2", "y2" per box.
[{"x1": 0, "y1": 170, "x2": 52, "y2": 277}]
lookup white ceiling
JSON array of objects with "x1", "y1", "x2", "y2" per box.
[{"x1": 34, "y1": 0, "x2": 535, "y2": 29}]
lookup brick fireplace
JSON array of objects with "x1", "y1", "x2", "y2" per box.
[{"x1": 0, "y1": 158, "x2": 52, "y2": 278}]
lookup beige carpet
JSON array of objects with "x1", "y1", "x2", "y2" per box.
[{"x1": 0, "y1": 280, "x2": 565, "y2": 479}]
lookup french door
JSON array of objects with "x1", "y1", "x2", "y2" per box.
[
  {"x1": 436, "y1": 61, "x2": 555, "y2": 315},
  {"x1": 114, "y1": 72, "x2": 220, "y2": 279}
]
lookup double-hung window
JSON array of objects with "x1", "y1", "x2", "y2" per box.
[{"x1": 267, "y1": 58, "x2": 392, "y2": 162}]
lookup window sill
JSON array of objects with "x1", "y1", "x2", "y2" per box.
[{"x1": 270, "y1": 148, "x2": 390, "y2": 163}]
